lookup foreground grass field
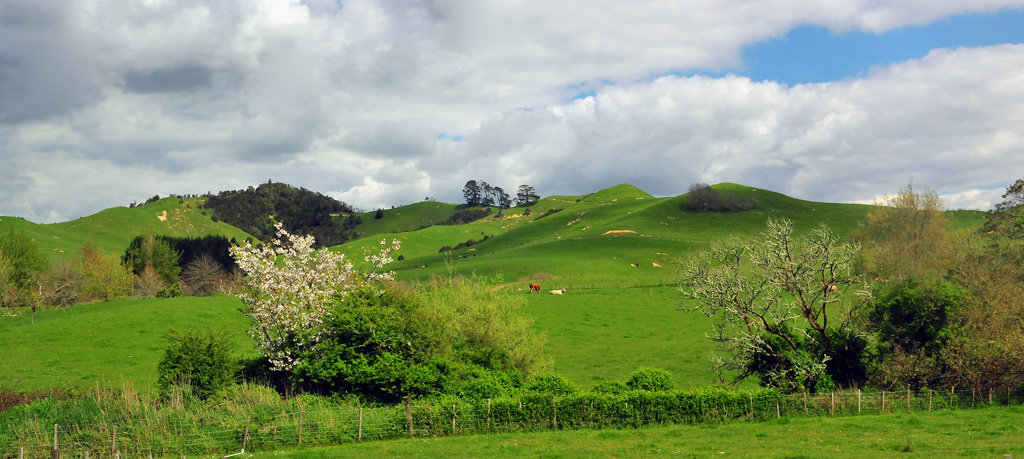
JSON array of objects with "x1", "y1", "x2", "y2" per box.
[
  {"x1": 251, "y1": 405, "x2": 1024, "y2": 458},
  {"x1": 0, "y1": 287, "x2": 722, "y2": 392},
  {"x1": 0, "y1": 296, "x2": 254, "y2": 392}
]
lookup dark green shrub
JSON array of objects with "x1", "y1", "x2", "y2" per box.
[
  {"x1": 591, "y1": 380, "x2": 628, "y2": 395},
  {"x1": 524, "y1": 373, "x2": 578, "y2": 396},
  {"x1": 157, "y1": 329, "x2": 237, "y2": 400},
  {"x1": 626, "y1": 367, "x2": 675, "y2": 392},
  {"x1": 156, "y1": 282, "x2": 182, "y2": 298}
]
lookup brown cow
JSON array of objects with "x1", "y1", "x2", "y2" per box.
[{"x1": 529, "y1": 283, "x2": 541, "y2": 293}]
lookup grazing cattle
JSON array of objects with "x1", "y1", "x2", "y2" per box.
[
  {"x1": 549, "y1": 288, "x2": 567, "y2": 295},
  {"x1": 529, "y1": 283, "x2": 541, "y2": 293}
]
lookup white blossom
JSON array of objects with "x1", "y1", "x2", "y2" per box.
[{"x1": 231, "y1": 223, "x2": 401, "y2": 371}]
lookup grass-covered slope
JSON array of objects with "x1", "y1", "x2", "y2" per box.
[
  {"x1": 342, "y1": 183, "x2": 986, "y2": 288},
  {"x1": 0, "y1": 296, "x2": 254, "y2": 392},
  {"x1": 0, "y1": 197, "x2": 254, "y2": 262},
  {"x1": 0, "y1": 183, "x2": 990, "y2": 392},
  {"x1": 352, "y1": 201, "x2": 461, "y2": 239}
]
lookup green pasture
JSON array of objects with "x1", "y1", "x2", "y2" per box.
[
  {"x1": 522, "y1": 286, "x2": 731, "y2": 389},
  {"x1": 0, "y1": 296, "x2": 254, "y2": 392},
  {"x1": 352, "y1": 200, "x2": 460, "y2": 238},
  {"x1": 0, "y1": 197, "x2": 253, "y2": 263},
  {"x1": 0, "y1": 183, "x2": 990, "y2": 394},
  {"x1": 253, "y1": 405, "x2": 1024, "y2": 458}
]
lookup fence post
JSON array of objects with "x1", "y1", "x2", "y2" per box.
[
  {"x1": 452, "y1": 404, "x2": 457, "y2": 433},
  {"x1": 358, "y1": 408, "x2": 363, "y2": 442},
  {"x1": 989, "y1": 388, "x2": 993, "y2": 405},
  {"x1": 830, "y1": 393, "x2": 834, "y2": 416},
  {"x1": 776, "y1": 402, "x2": 780, "y2": 418},
  {"x1": 803, "y1": 391, "x2": 807, "y2": 414},
  {"x1": 907, "y1": 388, "x2": 911, "y2": 412},
  {"x1": 243, "y1": 417, "x2": 250, "y2": 452},
  {"x1": 112, "y1": 425, "x2": 118, "y2": 458},
  {"x1": 929, "y1": 389, "x2": 932, "y2": 411},
  {"x1": 19, "y1": 447, "x2": 24, "y2": 459},
  {"x1": 487, "y1": 399, "x2": 492, "y2": 432},
  {"x1": 857, "y1": 389, "x2": 861, "y2": 414},
  {"x1": 52, "y1": 423, "x2": 59, "y2": 459},
  {"x1": 298, "y1": 405, "x2": 303, "y2": 447},
  {"x1": 405, "y1": 397, "x2": 414, "y2": 436},
  {"x1": 882, "y1": 391, "x2": 886, "y2": 413}
]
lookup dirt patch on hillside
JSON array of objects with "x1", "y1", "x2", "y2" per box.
[
  {"x1": 602, "y1": 230, "x2": 636, "y2": 235},
  {"x1": 157, "y1": 210, "x2": 168, "y2": 222}
]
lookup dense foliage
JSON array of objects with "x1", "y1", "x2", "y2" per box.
[
  {"x1": 0, "y1": 230, "x2": 47, "y2": 310},
  {"x1": 983, "y1": 178, "x2": 1024, "y2": 238},
  {"x1": 683, "y1": 183, "x2": 755, "y2": 212},
  {"x1": 156, "y1": 328, "x2": 237, "y2": 400},
  {"x1": 442, "y1": 207, "x2": 492, "y2": 225},
  {"x1": 204, "y1": 181, "x2": 356, "y2": 247}
]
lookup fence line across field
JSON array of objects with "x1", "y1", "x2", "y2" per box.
[{"x1": 5, "y1": 388, "x2": 1020, "y2": 459}]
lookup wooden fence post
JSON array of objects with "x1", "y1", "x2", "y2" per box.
[
  {"x1": 882, "y1": 391, "x2": 886, "y2": 413},
  {"x1": 803, "y1": 391, "x2": 807, "y2": 414},
  {"x1": 243, "y1": 417, "x2": 250, "y2": 452},
  {"x1": 907, "y1": 388, "x2": 911, "y2": 412},
  {"x1": 52, "y1": 423, "x2": 59, "y2": 459},
  {"x1": 358, "y1": 408, "x2": 363, "y2": 442},
  {"x1": 405, "y1": 397, "x2": 414, "y2": 436},
  {"x1": 989, "y1": 388, "x2": 993, "y2": 405},
  {"x1": 929, "y1": 389, "x2": 933, "y2": 411},
  {"x1": 452, "y1": 404, "x2": 457, "y2": 433},
  {"x1": 298, "y1": 405, "x2": 303, "y2": 447},
  {"x1": 830, "y1": 393, "x2": 834, "y2": 416},
  {"x1": 776, "y1": 402, "x2": 780, "y2": 418},
  {"x1": 488, "y1": 399, "x2": 492, "y2": 433},
  {"x1": 112, "y1": 425, "x2": 118, "y2": 458},
  {"x1": 857, "y1": 389, "x2": 861, "y2": 414}
]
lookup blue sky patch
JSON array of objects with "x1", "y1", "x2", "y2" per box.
[{"x1": 741, "y1": 9, "x2": 1024, "y2": 85}]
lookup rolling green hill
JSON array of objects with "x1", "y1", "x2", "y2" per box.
[
  {"x1": 337, "y1": 183, "x2": 986, "y2": 288},
  {"x1": 0, "y1": 183, "x2": 989, "y2": 392},
  {"x1": 0, "y1": 197, "x2": 254, "y2": 262}
]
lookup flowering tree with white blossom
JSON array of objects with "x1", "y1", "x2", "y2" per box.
[{"x1": 231, "y1": 223, "x2": 400, "y2": 372}]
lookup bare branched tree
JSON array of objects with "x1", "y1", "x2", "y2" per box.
[
  {"x1": 182, "y1": 253, "x2": 227, "y2": 297},
  {"x1": 680, "y1": 218, "x2": 871, "y2": 392}
]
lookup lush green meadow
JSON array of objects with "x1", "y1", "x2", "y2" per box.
[
  {"x1": 523, "y1": 286, "x2": 734, "y2": 389},
  {"x1": 0, "y1": 296, "x2": 254, "y2": 392},
  {"x1": 252, "y1": 405, "x2": 1024, "y2": 458},
  {"x1": 0, "y1": 183, "x2": 989, "y2": 393},
  {"x1": 0, "y1": 182, "x2": 1006, "y2": 459}
]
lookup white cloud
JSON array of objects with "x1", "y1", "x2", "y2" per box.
[{"x1": 2, "y1": 0, "x2": 1024, "y2": 222}]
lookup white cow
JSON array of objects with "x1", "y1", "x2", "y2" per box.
[{"x1": 549, "y1": 288, "x2": 567, "y2": 295}]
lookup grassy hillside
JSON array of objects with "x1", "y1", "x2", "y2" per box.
[
  {"x1": 0, "y1": 183, "x2": 989, "y2": 393},
  {"x1": 352, "y1": 201, "x2": 462, "y2": 239},
  {"x1": 0, "y1": 197, "x2": 254, "y2": 262},
  {"x1": 0, "y1": 295, "x2": 254, "y2": 392},
  {"x1": 341, "y1": 183, "x2": 986, "y2": 287}
]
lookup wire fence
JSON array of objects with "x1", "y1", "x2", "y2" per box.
[{"x1": 3, "y1": 388, "x2": 1020, "y2": 459}]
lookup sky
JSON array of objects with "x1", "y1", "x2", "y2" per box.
[{"x1": 2, "y1": 0, "x2": 1024, "y2": 223}]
